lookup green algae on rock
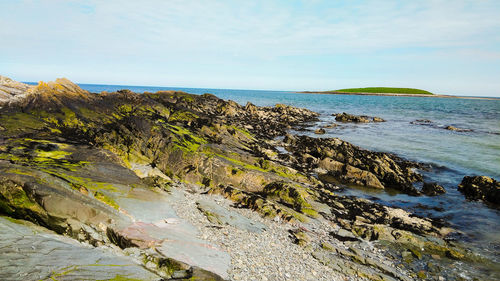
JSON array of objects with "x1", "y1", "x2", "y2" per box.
[{"x1": 0, "y1": 76, "x2": 495, "y2": 281}]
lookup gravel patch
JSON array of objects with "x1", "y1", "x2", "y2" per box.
[{"x1": 168, "y1": 186, "x2": 354, "y2": 281}]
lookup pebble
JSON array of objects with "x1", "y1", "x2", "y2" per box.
[{"x1": 169, "y1": 187, "x2": 346, "y2": 281}]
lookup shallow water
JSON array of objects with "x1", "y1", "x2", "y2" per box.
[{"x1": 65, "y1": 83, "x2": 500, "y2": 270}]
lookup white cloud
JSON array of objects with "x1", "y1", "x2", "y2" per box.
[
  {"x1": 1, "y1": 0, "x2": 499, "y2": 95},
  {"x1": 4, "y1": 0, "x2": 499, "y2": 57}
]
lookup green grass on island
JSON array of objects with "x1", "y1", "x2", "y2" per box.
[{"x1": 332, "y1": 87, "x2": 434, "y2": 95}]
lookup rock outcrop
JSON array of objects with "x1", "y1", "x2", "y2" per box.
[
  {"x1": 0, "y1": 76, "x2": 89, "y2": 107},
  {"x1": 0, "y1": 139, "x2": 230, "y2": 279},
  {"x1": 283, "y1": 134, "x2": 423, "y2": 194},
  {"x1": 0, "y1": 76, "x2": 323, "y2": 279},
  {"x1": 0, "y1": 75, "x2": 31, "y2": 104},
  {"x1": 458, "y1": 176, "x2": 500, "y2": 205},
  {"x1": 334, "y1": 112, "x2": 385, "y2": 123}
]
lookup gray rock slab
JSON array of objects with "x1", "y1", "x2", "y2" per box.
[
  {"x1": 0, "y1": 217, "x2": 160, "y2": 281},
  {"x1": 114, "y1": 189, "x2": 231, "y2": 279},
  {"x1": 196, "y1": 199, "x2": 267, "y2": 233},
  {"x1": 333, "y1": 228, "x2": 359, "y2": 241}
]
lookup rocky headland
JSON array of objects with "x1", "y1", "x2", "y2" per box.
[{"x1": 0, "y1": 76, "x2": 498, "y2": 280}]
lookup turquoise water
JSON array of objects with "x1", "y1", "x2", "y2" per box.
[{"x1": 63, "y1": 83, "x2": 500, "y2": 267}]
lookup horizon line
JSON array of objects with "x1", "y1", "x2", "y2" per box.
[{"x1": 22, "y1": 81, "x2": 500, "y2": 99}]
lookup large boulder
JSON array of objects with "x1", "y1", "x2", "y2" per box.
[
  {"x1": 333, "y1": 112, "x2": 385, "y2": 123},
  {"x1": 458, "y1": 176, "x2": 500, "y2": 205}
]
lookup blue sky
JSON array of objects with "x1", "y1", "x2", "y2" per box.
[{"x1": 1, "y1": 0, "x2": 500, "y2": 96}]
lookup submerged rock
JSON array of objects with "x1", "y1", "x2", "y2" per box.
[
  {"x1": 411, "y1": 119, "x2": 473, "y2": 133},
  {"x1": 444, "y1": 125, "x2": 472, "y2": 132},
  {"x1": 322, "y1": 123, "x2": 338, "y2": 129},
  {"x1": 422, "y1": 182, "x2": 446, "y2": 196},
  {"x1": 458, "y1": 176, "x2": 500, "y2": 205},
  {"x1": 410, "y1": 119, "x2": 433, "y2": 125}
]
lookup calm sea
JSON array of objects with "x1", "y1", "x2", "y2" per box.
[{"x1": 33, "y1": 83, "x2": 500, "y2": 269}]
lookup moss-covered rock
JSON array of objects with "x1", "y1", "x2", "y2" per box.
[{"x1": 0, "y1": 177, "x2": 49, "y2": 225}]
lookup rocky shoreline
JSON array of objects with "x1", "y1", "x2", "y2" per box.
[{"x1": 0, "y1": 76, "x2": 498, "y2": 280}]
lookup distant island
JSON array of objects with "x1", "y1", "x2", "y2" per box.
[
  {"x1": 300, "y1": 87, "x2": 435, "y2": 96},
  {"x1": 334, "y1": 87, "x2": 433, "y2": 95},
  {"x1": 299, "y1": 87, "x2": 498, "y2": 99}
]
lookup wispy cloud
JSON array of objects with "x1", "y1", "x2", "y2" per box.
[{"x1": 1, "y1": 0, "x2": 499, "y2": 95}]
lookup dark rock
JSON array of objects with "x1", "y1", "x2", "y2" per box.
[
  {"x1": 314, "y1": 128, "x2": 326, "y2": 134},
  {"x1": 343, "y1": 165, "x2": 384, "y2": 189},
  {"x1": 284, "y1": 135, "x2": 422, "y2": 194},
  {"x1": 458, "y1": 176, "x2": 500, "y2": 205},
  {"x1": 334, "y1": 112, "x2": 385, "y2": 123},
  {"x1": 410, "y1": 119, "x2": 433, "y2": 125},
  {"x1": 422, "y1": 182, "x2": 446, "y2": 196},
  {"x1": 334, "y1": 112, "x2": 369, "y2": 123}
]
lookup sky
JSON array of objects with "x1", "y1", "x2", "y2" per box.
[{"x1": 1, "y1": 0, "x2": 500, "y2": 97}]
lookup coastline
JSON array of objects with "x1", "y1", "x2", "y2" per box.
[
  {"x1": 297, "y1": 91, "x2": 499, "y2": 100},
  {"x1": 1, "y1": 76, "x2": 499, "y2": 280}
]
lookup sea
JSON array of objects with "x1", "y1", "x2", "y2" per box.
[{"x1": 36, "y1": 83, "x2": 500, "y2": 275}]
